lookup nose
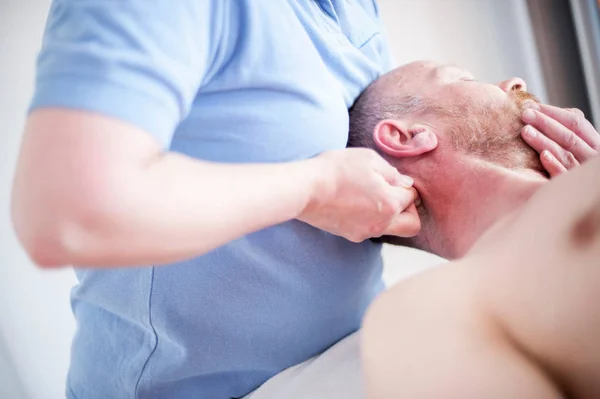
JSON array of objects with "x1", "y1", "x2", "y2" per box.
[{"x1": 497, "y1": 77, "x2": 527, "y2": 93}]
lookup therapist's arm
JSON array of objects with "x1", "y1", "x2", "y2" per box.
[{"x1": 12, "y1": 109, "x2": 419, "y2": 268}]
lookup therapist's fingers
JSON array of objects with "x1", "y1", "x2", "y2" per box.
[
  {"x1": 383, "y1": 191, "x2": 421, "y2": 238},
  {"x1": 522, "y1": 105, "x2": 598, "y2": 163},
  {"x1": 521, "y1": 125, "x2": 580, "y2": 171},
  {"x1": 540, "y1": 150, "x2": 568, "y2": 178},
  {"x1": 534, "y1": 104, "x2": 600, "y2": 151},
  {"x1": 377, "y1": 160, "x2": 414, "y2": 188}
]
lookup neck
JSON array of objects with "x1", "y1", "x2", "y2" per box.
[{"x1": 415, "y1": 157, "x2": 546, "y2": 259}]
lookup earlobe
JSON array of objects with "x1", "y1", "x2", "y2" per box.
[{"x1": 373, "y1": 119, "x2": 438, "y2": 158}]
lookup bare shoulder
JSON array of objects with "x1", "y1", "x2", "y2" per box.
[
  {"x1": 361, "y1": 260, "x2": 562, "y2": 398},
  {"x1": 463, "y1": 157, "x2": 600, "y2": 398}
]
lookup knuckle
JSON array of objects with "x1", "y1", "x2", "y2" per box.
[
  {"x1": 568, "y1": 108, "x2": 585, "y2": 128},
  {"x1": 347, "y1": 232, "x2": 363, "y2": 243},
  {"x1": 564, "y1": 132, "x2": 579, "y2": 152},
  {"x1": 368, "y1": 223, "x2": 385, "y2": 237},
  {"x1": 379, "y1": 198, "x2": 397, "y2": 215},
  {"x1": 570, "y1": 108, "x2": 585, "y2": 118},
  {"x1": 536, "y1": 113, "x2": 548, "y2": 128},
  {"x1": 357, "y1": 231, "x2": 371, "y2": 242},
  {"x1": 563, "y1": 151, "x2": 578, "y2": 167}
]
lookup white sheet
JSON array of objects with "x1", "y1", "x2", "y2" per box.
[{"x1": 245, "y1": 332, "x2": 364, "y2": 399}]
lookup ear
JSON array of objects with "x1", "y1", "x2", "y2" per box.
[{"x1": 373, "y1": 119, "x2": 438, "y2": 158}]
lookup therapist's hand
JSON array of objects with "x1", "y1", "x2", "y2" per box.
[
  {"x1": 521, "y1": 103, "x2": 599, "y2": 177},
  {"x1": 298, "y1": 148, "x2": 420, "y2": 242}
]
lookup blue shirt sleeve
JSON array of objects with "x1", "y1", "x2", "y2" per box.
[{"x1": 31, "y1": 0, "x2": 228, "y2": 148}]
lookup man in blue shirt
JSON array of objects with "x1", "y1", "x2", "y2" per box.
[{"x1": 12, "y1": 1, "x2": 421, "y2": 398}]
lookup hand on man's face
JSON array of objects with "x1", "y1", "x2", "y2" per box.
[{"x1": 520, "y1": 103, "x2": 600, "y2": 177}]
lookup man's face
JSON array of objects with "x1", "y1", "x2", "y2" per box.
[
  {"x1": 393, "y1": 61, "x2": 527, "y2": 109},
  {"x1": 368, "y1": 61, "x2": 548, "y2": 259}
]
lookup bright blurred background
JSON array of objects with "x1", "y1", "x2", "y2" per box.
[{"x1": 1, "y1": 0, "x2": 598, "y2": 398}]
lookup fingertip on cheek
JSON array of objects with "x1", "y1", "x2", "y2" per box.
[
  {"x1": 522, "y1": 108, "x2": 537, "y2": 122},
  {"x1": 522, "y1": 125, "x2": 537, "y2": 140},
  {"x1": 523, "y1": 101, "x2": 540, "y2": 111},
  {"x1": 541, "y1": 150, "x2": 553, "y2": 162}
]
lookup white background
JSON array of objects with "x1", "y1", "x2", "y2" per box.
[{"x1": 0, "y1": 0, "x2": 548, "y2": 398}]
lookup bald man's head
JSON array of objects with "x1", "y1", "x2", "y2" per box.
[
  {"x1": 348, "y1": 61, "x2": 543, "y2": 174},
  {"x1": 348, "y1": 61, "x2": 548, "y2": 259}
]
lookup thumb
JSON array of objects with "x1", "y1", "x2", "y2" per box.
[{"x1": 383, "y1": 202, "x2": 421, "y2": 238}]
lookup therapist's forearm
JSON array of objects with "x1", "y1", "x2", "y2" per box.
[
  {"x1": 12, "y1": 109, "x2": 321, "y2": 268},
  {"x1": 91, "y1": 153, "x2": 319, "y2": 266}
]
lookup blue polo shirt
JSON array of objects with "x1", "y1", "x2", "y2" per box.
[{"x1": 31, "y1": 1, "x2": 395, "y2": 398}]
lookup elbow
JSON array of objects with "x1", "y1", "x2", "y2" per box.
[
  {"x1": 11, "y1": 200, "x2": 92, "y2": 269},
  {"x1": 11, "y1": 180, "x2": 119, "y2": 269},
  {"x1": 16, "y1": 236, "x2": 70, "y2": 269},
  {"x1": 11, "y1": 109, "x2": 154, "y2": 268},
  {"x1": 12, "y1": 201, "x2": 115, "y2": 269},
  {"x1": 10, "y1": 181, "x2": 61, "y2": 268},
  {"x1": 11, "y1": 208, "x2": 67, "y2": 268}
]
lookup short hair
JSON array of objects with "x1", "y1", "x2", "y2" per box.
[{"x1": 347, "y1": 84, "x2": 427, "y2": 149}]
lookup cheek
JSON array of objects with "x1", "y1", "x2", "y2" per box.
[{"x1": 444, "y1": 84, "x2": 502, "y2": 110}]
